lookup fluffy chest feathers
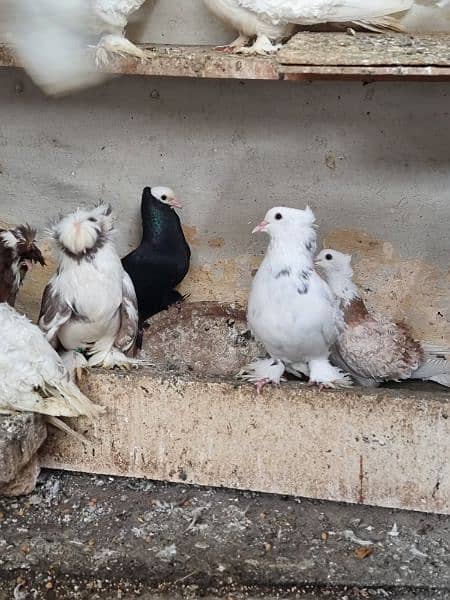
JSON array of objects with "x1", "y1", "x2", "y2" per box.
[
  {"x1": 248, "y1": 252, "x2": 341, "y2": 360},
  {"x1": 56, "y1": 244, "x2": 123, "y2": 322}
]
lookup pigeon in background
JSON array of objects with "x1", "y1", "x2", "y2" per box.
[
  {"x1": 122, "y1": 186, "x2": 191, "y2": 350},
  {"x1": 1, "y1": 0, "x2": 148, "y2": 95},
  {"x1": 240, "y1": 206, "x2": 351, "y2": 391},
  {"x1": 0, "y1": 225, "x2": 45, "y2": 306},
  {"x1": 203, "y1": 0, "x2": 414, "y2": 54},
  {"x1": 0, "y1": 302, "x2": 104, "y2": 441},
  {"x1": 39, "y1": 203, "x2": 140, "y2": 369},
  {"x1": 316, "y1": 248, "x2": 450, "y2": 388},
  {"x1": 204, "y1": 0, "x2": 450, "y2": 54}
]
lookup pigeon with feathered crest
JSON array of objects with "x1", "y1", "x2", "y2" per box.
[
  {"x1": 39, "y1": 203, "x2": 140, "y2": 369},
  {"x1": 240, "y1": 206, "x2": 351, "y2": 391},
  {"x1": 316, "y1": 248, "x2": 450, "y2": 388},
  {"x1": 0, "y1": 224, "x2": 45, "y2": 306}
]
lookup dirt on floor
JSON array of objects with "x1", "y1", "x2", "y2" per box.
[{"x1": 0, "y1": 471, "x2": 449, "y2": 599}]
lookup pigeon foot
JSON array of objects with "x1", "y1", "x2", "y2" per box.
[
  {"x1": 94, "y1": 34, "x2": 147, "y2": 68},
  {"x1": 214, "y1": 34, "x2": 251, "y2": 54},
  {"x1": 61, "y1": 351, "x2": 89, "y2": 383},
  {"x1": 236, "y1": 34, "x2": 281, "y2": 56},
  {"x1": 237, "y1": 357, "x2": 285, "y2": 392},
  {"x1": 308, "y1": 359, "x2": 352, "y2": 390}
]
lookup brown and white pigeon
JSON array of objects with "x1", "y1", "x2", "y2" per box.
[
  {"x1": 316, "y1": 248, "x2": 450, "y2": 388},
  {"x1": 39, "y1": 203, "x2": 140, "y2": 370},
  {"x1": 0, "y1": 225, "x2": 45, "y2": 306}
]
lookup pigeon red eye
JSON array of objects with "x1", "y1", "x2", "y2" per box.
[
  {"x1": 325, "y1": 254, "x2": 333, "y2": 260},
  {"x1": 275, "y1": 213, "x2": 282, "y2": 220}
]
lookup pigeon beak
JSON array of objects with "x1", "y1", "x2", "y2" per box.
[
  {"x1": 169, "y1": 198, "x2": 183, "y2": 209},
  {"x1": 252, "y1": 220, "x2": 269, "y2": 234}
]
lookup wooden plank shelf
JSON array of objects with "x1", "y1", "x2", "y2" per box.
[{"x1": 1, "y1": 32, "x2": 450, "y2": 82}]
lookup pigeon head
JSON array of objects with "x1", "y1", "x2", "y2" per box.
[
  {"x1": 252, "y1": 207, "x2": 317, "y2": 255},
  {"x1": 315, "y1": 249, "x2": 353, "y2": 276},
  {"x1": 52, "y1": 203, "x2": 114, "y2": 259},
  {"x1": 316, "y1": 249, "x2": 358, "y2": 304},
  {"x1": 144, "y1": 186, "x2": 182, "y2": 210},
  {"x1": 1, "y1": 225, "x2": 46, "y2": 269},
  {"x1": 252, "y1": 206, "x2": 316, "y2": 236},
  {"x1": 13, "y1": 225, "x2": 46, "y2": 280}
]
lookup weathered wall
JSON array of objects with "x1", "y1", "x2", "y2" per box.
[{"x1": 0, "y1": 0, "x2": 448, "y2": 345}]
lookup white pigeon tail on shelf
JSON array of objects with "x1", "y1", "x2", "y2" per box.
[
  {"x1": 0, "y1": 302, "x2": 104, "y2": 421},
  {"x1": 39, "y1": 203, "x2": 141, "y2": 370},
  {"x1": 316, "y1": 249, "x2": 450, "y2": 388},
  {"x1": 241, "y1": 206, "x2": 351, "y2": 391},
  {"x1": 1, "y1": 0, "x2": 147, "y2": 95},
  {"x1": 203, "y1": 0, "x2": 449, "y2": 55}
]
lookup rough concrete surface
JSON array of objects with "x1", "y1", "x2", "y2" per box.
[
  {"x1": 0, "y1": 414, "x2": 46, "y2": 485},
  {"x1": 0, "y1": 471, "x2": 449, "y2": 599},
  {"x1": 39, "y1": 367, "x2": 450, "y2": 515}
]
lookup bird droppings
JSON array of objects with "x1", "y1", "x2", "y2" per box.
[{"x1": 0, "y1": 470, "x2": 448, "y2": 599}]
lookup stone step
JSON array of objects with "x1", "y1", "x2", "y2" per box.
[
  {"x1": 40, "y1": 368, "x2": 450, "y2": 515},
  {"x1": 0, "y1": 413, "x2": 46, "y2": 496}
]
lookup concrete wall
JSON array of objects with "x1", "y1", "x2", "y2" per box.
[{"x1": 0, "y1": 0, "x2": 449, "y2": 346}]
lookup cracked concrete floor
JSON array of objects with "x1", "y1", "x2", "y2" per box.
[{"x1": 0, "y1": 471, "x2": 448, "y2": 599}]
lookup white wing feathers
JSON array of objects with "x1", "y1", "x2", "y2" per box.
[
  {"x1": 0, "y1": 303, "x2": 104, "y2": 418},
  {"x1": 236, "y1": 0, "x2": 413, "y2": 24}
]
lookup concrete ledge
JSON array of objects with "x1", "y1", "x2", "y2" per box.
[
  {"x1": 0, "y1": 414, "x2": 47, "y2": 486},
  {"x1": 40, "y1": 369, "x2": 450, "y2": 514}
]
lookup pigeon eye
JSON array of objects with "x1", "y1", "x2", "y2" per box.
[
  {"x1": 161, "y1": 195, "x2": 167, "y2": 201},
  {"x1": 325, "y1": 253, "x2": 333, "y2": 260},
  {"x1": 275, "y1": 213, "x2": 282, "y2": 220},
  {"x1": 88, "y1": 217, "x2": 97, "y2": 222}
]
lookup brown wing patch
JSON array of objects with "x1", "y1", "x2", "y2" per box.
[
  {"x1": 344, "y1": 298, "x2": 370, "y2": 325},
  {"x1": 115, "y1": 272, "x2": 139, "y2": 354},
  {"x1": 338, "y1": 312, "x2": 423, "y2": 382},
  {"x1": 39, "y1": 280, "x2": 72, "y2": 348}
]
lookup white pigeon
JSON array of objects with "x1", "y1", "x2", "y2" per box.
[
  {"x1": 203, "y1": 0, "x2": 446, "y2": 55},
  {"x1": 316, "y1": 248, "x2": 450, "y2": 388},
  {"x1": 0, "y1": 302, "x2": 104, "y2": 421},
  {"x1": 91, "y1": 0, "x2": 148, "y2": 67},
  {"x1": 39, "y1": 203, "x2": 140, "y2": 370},
  {"x1": 1, "y1": 0, "x2": 147, "y2": 95},
  {"x1": 241, "y1": 206, "x2": 351, "y2": 391}
]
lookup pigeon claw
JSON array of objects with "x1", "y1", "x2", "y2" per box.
[
  {"x1": 213, "y1": 45, "x2": 238, "y2": 53},
  {"x1": 75, "y1": 367, "x2": 86, "y2": 383},
  {"x1": 308, "y1": 380, "x2": 334, "y2": 391},
  {"x1": 255, "y1": 378, "x2": 271, "y2": 394}
]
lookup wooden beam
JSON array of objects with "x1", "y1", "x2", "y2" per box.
[{"x1": 1, "y1": 33, "x2": 450, "y2": 82}]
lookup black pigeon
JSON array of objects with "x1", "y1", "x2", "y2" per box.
[{"x1": 122, "y1": 186, "x2": 191, "y2": 348}]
